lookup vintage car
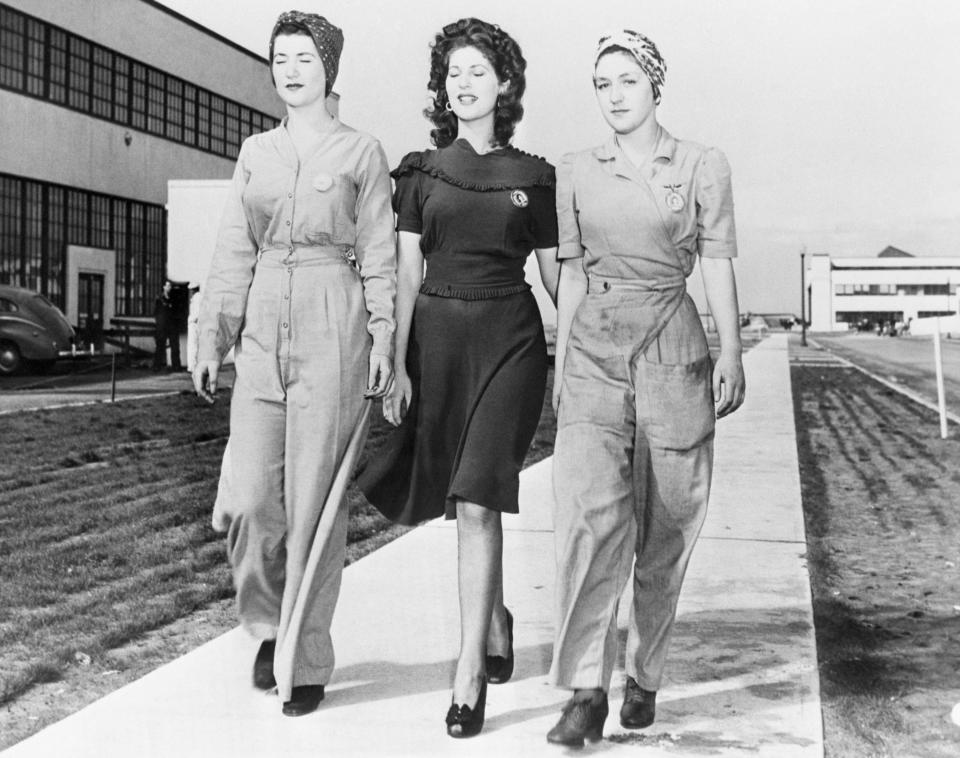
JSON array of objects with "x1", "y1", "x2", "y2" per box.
[{"x1": 0, "y1": 284, "x2": 75, "y2": 375}]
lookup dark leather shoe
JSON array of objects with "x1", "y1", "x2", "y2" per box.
[
  {"x1": 486, "y1": 608, "x2": 514, "y2": 684},
  {"x1": 619, "y1": 676, "x2": 656, "y2": 729},
  {"x1": 446, "y1": 679, "x2": 487, "y2": 738},
  {"x1": 282, "y1": 685, "x2": 325, "y2": 717},
  {"x1": 546, "y1": 691, "x2": 608, "y2": 747},
  {"x1": 252, "y1": 640, "x2": 276, "y2": 690}
]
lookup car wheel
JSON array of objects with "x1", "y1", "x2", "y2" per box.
[{"x1": 0, "y1": 340, "x2": 23, "y2": 375}]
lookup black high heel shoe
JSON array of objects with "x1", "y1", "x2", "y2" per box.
[
  {"x1": 486, "y1": 608, "x2": 514, "y2": 684},
  {"x1": 446, "y1": 679, "x2": 487, "y2": 738}
]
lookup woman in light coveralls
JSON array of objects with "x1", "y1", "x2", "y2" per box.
[
  {"x1": 193, "y1": 12, "x2": 395, "y2": 718},
  {"x1": 546, "y1": 30, "x2": 745, "y2": 747}
]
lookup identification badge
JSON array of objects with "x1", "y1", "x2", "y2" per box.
[
  {"x1": 664, "y1": 184, "x2": 685, "y2": 212},
  {"x1": 510, "y1": 189, "x2": 529, "y2": 208},
  {"x1": 312, "y1": 172, "x2": 334, "y2": 192}
]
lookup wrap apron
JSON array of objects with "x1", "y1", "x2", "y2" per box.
[{"x1": 550, "y1": 273, "x2": 716, "y2": 693}]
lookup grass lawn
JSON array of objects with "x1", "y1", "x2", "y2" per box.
[
  {"x1": 0, "y1": 368, "x2": 558, "y2": 748},
  {"x1": 791, "y1": 341, "x2": 960, "y2": 757}
]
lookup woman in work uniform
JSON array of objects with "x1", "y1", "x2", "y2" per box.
[
  {"x1": 546, "y1": 29, "x2": 745, "y2": 747},
  {"x1": 193, "y1": 12, "x2": 395, "y2": 717}
]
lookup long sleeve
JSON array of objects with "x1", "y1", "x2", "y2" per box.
[
  {"x1": 197, "y1": 140, "x2": 258, "y2": 363},
  {"x1": 353, "y1": 139, "x2": 397, "y2": 357}
]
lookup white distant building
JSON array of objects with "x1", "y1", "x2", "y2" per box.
[{"x1": 807, "y1": 247, "x2": 960, "y2": 332}]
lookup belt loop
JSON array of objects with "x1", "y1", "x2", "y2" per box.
[{"x1": 256, "y1": 249, "x2": 263, "y2": 262}]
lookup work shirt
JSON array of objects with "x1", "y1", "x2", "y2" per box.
[
  {"x1": 198, "y1": 117, "x2": 396, "y2": 363},
  {"x1": 557, "y1": 127, "x2": 737, "y2": 283}
]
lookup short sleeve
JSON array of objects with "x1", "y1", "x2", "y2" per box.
[
  {"x1": 391, "y1": 153, "x2": 425, "y2": 234},
  {"x1": 695, "y1": 147, "x2": 738, "y2": 259},
  {"x1": 556, "y1": 153, "x2": 585, "y2": 260},
  {"x1": 528, "y1": 181, "x2": 558, "y2": 249}
]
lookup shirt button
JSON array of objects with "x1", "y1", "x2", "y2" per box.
[
  {"x1": 287, "y1": 193, "x2": 293, "y2": 198},
  {"x1": 284, "y1": 294, "x2": 289, "y2": 299},
  {"x1": 282, "y1": 322, "x2": 288, "y2": 328},
  {"x1": 285, "y1": 220, "x2": 291, "y2": 226}
]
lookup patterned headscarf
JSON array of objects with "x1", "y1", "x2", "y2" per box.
[
  {"x1": 270, "y1": 11, "x2": 344, "y2": 97},
  {"x1": 595, "y1": 29, "x2": 666, "y2": 105}
]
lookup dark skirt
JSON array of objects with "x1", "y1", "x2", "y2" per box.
[{"x1": 358, "y1": 289, "x2": 547, "y2": 525}]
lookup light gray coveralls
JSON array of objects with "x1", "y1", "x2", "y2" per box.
[
  {"x1": 197, "y1": 119, "x2": 396, "y2": 701},
  {"x1": 551, "y1": 127, "x2": 737, "y2": 693}
]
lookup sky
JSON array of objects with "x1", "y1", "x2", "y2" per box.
[{"x1": 158, "y1": 0, "x2": 960, "y2": 314}]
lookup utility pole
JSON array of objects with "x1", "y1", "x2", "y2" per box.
[{"x1": 800, "y1": 247, "x2": 807, "y2": 347}]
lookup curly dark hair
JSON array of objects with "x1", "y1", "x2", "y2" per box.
[{"x1": 424, "y1": 18, "x2": 526, "y2": 148}]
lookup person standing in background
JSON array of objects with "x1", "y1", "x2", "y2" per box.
[{"x1": 152, "y1": 279, "x2": 181, "y2": 371}]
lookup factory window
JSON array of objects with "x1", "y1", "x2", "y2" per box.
[
  {"x1": 25, "y1": 18, "x2": 43, "y2": 96},
  {"x1": 91, "y1": 45, "x2": 113, "y2": 119},
  {"x1": 0, "y1": 172, "x2": 165, "y2": 316},
  {"x1": 147, "y1": 68, "x2": 164, "y2": 135},
  {"x1": 0, "y1": 6, "x2": 24, "y2": 89},
  {"x1": 918, "y1": 310, "x2": 955, "y2": 318},
  {"x1": 67, "y1": 35, "x2": 90, "y2": 111},
  {"x1": 47, "y1": 27, "x2": 67, "y2": 103},
  {"x1": 0, "y1": 3, "x2": 279, "y2": 161},
  {"x1": 182, "y1": 83, "x2": 196, "y2": 145},
  {"x1": 113, "y1": 56, "x2": 128, "y2": 123},
  {"x1": 130, "y1": 62, "x2": 147, "y2": 130},
  {"x1": 209, "y1": 94, "x2": 225, "y2": 155}
]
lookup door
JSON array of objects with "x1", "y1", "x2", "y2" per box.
[{"x1": 77, "y1": 272, "x2": 105, "y2": 348}]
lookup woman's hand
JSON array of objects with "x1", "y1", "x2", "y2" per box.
[
  {"x1": 193, "y1": 360, "x2": 220, "y2": 404},
  {"x1": 366, "y1": 353, "x2": 394, "y2": 399},
  {"x1": 713, "y1": 351, "x2": 745, "y2": 418},
  {"x1": 383, "y1": 368, "x2": 412, "y2": 427},
  {"x1": 552, "y1": 365, "x2": 563, "y2": 415}
]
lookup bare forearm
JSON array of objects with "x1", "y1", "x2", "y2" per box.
[
  {"x1": 555, "y1": 259, "x2": 588, "y2": 376},
  {"x1": 701, "y1": 257, "x2": 742, "y2": 355},
  {"x1": 393, "y1": 232, "x2": 424, "y2": 370}
]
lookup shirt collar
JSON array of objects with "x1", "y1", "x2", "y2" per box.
[{"x1": 591, "y1": 125, "x2": 677, "y2": 165}]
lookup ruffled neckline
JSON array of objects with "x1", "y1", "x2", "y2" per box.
[{"x1": 391, "y1": 141, "x2": 555, "y2": 192}]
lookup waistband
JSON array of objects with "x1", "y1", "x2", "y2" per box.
[
  {"x1": 419, "y1": 281, "x2": 530, "y2": 300},
  {"x1": 586, "y1": 273, "x2": 686, "y2": 294},
  {"x1": 257, "y1": 245, "x2": 351, "y2": 267}
]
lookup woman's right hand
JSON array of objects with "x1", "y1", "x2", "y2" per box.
[
  {"x1": 193, "y1": 360, "x2": 220, "y2": 404},
  {"x1": 383, "y1": 368, "x2": 412, "y2": 427}
]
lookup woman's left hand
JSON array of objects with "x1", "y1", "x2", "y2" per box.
[
  {"x1": 365, "y1": 353, "x2": 394, "y2": 399},
  {"x1": 713, "y1": 351, "x2": 745, "y2": 418}
]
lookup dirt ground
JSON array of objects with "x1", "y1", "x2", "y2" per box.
[{"x1": 791, "y1": 341, "x2": 960, "y2": 757}]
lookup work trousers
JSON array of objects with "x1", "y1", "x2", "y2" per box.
[
  {"x1": 215, "y1": 248, "x2": 370, "y2": 698},
  {"x1": 551, "y1": 288, "x2": 715, "y2": 693}
]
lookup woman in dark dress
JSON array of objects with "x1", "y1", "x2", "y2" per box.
[{"x1": 361, "y1": 17, "x2": 559, "y2": 738}]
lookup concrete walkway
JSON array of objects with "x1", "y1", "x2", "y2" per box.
[{"x1": 3, "y1": 334, "x2": 823, "y2": 757}]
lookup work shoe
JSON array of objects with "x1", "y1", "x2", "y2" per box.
[
  {"x1": 252, "y1": 640, "x2": 276, "y2": 690},
  {"x1": 282, "y1": 685, "x2": 325, "y2": 717},
  {"x1": 546, "y1": 690, "x2": 608, "y2": 747},
  {"x1": 619, "y1": 676, "x2": 656, "y2": 729}
]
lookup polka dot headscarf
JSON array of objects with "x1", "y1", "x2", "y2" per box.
[
  {"x1": 595, "y1": 29, "x2": 666, "y2": 105},
  {"x1": 270, "y1": 11, "x2": 344, "y2": 97}
]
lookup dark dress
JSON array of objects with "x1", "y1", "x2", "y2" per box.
[{"x1": 359, "y1": 139, "x2": 558, "y2": 524}]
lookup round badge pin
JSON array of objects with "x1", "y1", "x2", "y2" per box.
[
  {"x1": 312, "y1": 173, "x2": 334, "y2": 192},
  {"x1": 665, "y1": 190, "x2": 685, "y2": 212},
  {"x1": 510, "y1": 189, "x2": 529, "y2": 208}
]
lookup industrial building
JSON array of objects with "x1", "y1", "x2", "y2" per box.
[
  {"x1": 807, "y1": 246, "x2": 960, "y2": 333},
  {"x1": 0, "y1": 0, "x2": 283, "y2": 346}
]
